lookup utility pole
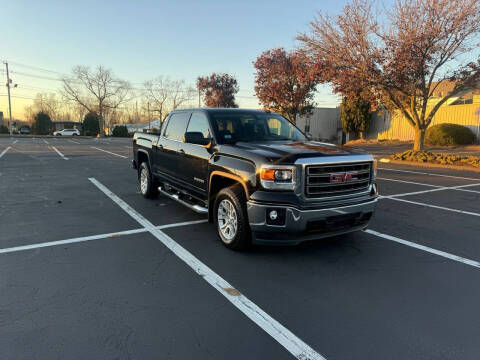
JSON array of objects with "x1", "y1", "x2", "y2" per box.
[
  {"x1": 4, "y1": 61, "x2": 13, "y2": 134},
  {"x1": 135, "y1": 101, "x2": 138, "y2": 132},
  {"x1": 147, "y1": 102, "x2": 151, "y2": 131}
]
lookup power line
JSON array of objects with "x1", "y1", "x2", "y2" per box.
[
  {"x1": 7, "y1": 60, "x2": 70, "y2": 76},
  {"x1": 0, "y1": 94, "x2": 38, "y2": 100},
  {"x1": 10, "y1": 70, "x2": 64, "y2": 82}
]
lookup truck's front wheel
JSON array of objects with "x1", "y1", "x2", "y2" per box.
[
  {"x1": 138, "y1": 162, "x2": 157, "y2": 199},
  {"x1": 214, "y1": 186, "x2": 251, "y2": 250}
]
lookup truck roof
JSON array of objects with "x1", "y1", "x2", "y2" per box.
[{"x1": 170, "y1": 108, "x2": 272, "y2": 115}]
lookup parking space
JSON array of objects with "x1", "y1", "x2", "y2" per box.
[{"x1": 2, "y1": 137, "x2": 480, "y2": 359}]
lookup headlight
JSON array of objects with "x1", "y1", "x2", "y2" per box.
[{"x1": 260, "y1": 166, "x2": 296, "y2": 190}]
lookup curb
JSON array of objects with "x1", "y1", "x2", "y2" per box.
[{"x1": 385, "y1": 159, "x2": 480, "y2": 174}]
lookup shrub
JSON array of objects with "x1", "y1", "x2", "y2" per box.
[
  {"x1": 32, "y1": 112, "x2": 53, "y2": 135},
  {"x1": 0, "y1": 125, "x2": 9, "y2": 134},
  {"x1": 392, "y1": 150, "x2": 480, "y2": 168},
  {"x1": 83, "y1": 112, "x2": 100, "y2": 136},
  {"x1": 112, "y1": 125, "x2": 129, "y2": 137},
  {"x1": 425, "y1": 123, "x2": 476, "y2": 146}
]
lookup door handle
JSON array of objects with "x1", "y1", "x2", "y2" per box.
[{"x1": 179, "y1": 149, "x2": 185, "y2": 155}]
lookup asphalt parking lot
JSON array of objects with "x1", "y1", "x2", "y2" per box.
[{"x1": 1, "y1": 136, "x2": 480, "y2": 360}]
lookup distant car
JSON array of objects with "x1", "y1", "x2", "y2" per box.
[
  {"x1": 19, "y1": 126, "x2": 31, "y2": 135},
  {"x1": 53, "y1": 129, "x2": 80, "y2": 136}
]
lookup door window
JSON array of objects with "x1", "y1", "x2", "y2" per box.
[
  {"x1": 163, "y1": 112, "x2": 190, "y2": 141},
  {"x1": 186, "y1": 113, "x2": 211, "y2": 140}
]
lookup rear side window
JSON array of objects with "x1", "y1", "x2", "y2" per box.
[
  {"x1": 164, "y1": 112, "x2": 190, "y2": 141},
  {"x1": 186, "y1": 113, "x2": 211, "y2": 139}
]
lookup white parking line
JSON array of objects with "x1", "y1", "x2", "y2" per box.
[
  {"x1": 91, "y1": 146, "x2": 128, "y2": 159},
  {"x1": 377, "y1": 177, "x2": 438, "y2": 187},
  {"x1": 377, "y1": 177, "x2": 480, "y2": 194},
  {"x1": 382, "y1": 196, "x2": 480, "y2": 217},
  {"x1": 0, "y1": 146, "x2": 11, "y2": 158},
  {"x1": 365, "y1": 229, "x2": 480, "y2": 269},
  {"x1": 89, "y1": 177, "x2": 325, "y2": 360},
  {"x1": 69, "y1": 139, "x2": 80, "y2": 144},
  {"x1": 43, "y1": 139, "x2": 50, "y2": 144},
  {"x1": 13, "y1": 140, "x2": 18, "y2": 145},
  {"x1": 378, "y1": 167, "x2": 480, "y2": 181},
  {"x1": 382, "y1": 183, "x2": 480, "y2": 198},
  {"x1": 0, "y1": 228, "x2": 147, "y2": 254},
  {"x1": 52, "y1": 146, "x2": 69, "y2": 160},
  {"x1": 0, "y1": 220, "x2": 208, "y2": 255}
]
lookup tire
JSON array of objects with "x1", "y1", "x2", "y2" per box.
[
  {"x1": 138, "y1": 162, "x2": 157, "y2": 199},
  {"x1": 73, "y1": 133, "x2": 78, "y2": 136},
  {"x1": 214, "y1": 185, "x2": 251, "y2": 250}
]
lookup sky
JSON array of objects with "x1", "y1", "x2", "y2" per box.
[{"x1": 0, "y1": 0, "x2": 352, "y2": 120}]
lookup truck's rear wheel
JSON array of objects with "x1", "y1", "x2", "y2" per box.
[
  {"x1": 214, "y1": 186, "x2": 251, "y2": 250},
  {"x1": 139, "y1": 162, "x2": 157, "y2": 199}
]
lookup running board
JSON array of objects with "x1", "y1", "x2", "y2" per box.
[{"x1": 158, "y1": 187, "x2": 208, "y2": 214}]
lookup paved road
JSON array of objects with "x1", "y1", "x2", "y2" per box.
[{"x1": 1, "y1": 136, "x2": 480, "y2": 359}]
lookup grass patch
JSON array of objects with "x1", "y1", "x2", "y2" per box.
[{"x1": 392, "y1": 150, "x2": 480, "y2": 168}]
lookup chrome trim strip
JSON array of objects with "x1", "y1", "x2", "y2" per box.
[
  {"x1": 247, "y1": 198, "x2": 378, "y2": 213},
  {"x1": 295, "y1": 154, "x2": 374, "y2": 165},
  {"x1": 158, "y1": 187, "x2": 208, "y2": 214}
]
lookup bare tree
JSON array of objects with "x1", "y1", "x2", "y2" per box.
[
  {"x1": 24, "y1": 93, "x2": 62, "y2": 122},
  {"x1": 298, "y1": 0, "x2": 480, "y2": 150},
  {"x1": 61, "y1": 66, "x2": 131, "y2": 135},
  {"x1": 143, "y1": 76, "x2": 195, "y2": 123}
]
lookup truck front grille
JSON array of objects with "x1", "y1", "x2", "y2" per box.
[{"x1": 305, "y1": 162, "x2": 371, "y2": 198}]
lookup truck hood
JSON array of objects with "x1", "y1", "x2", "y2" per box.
[{"x1": 230, "y1": 140, "x2": 368, "y2": 164}]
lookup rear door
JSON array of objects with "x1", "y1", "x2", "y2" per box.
[
  {"x1": 154, "y1": 112, "x2": 190, "y2": 183},
  {"x1": 177, "y1": 112, "x2": 213, "y2": 199}
]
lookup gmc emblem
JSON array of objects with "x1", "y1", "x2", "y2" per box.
[{"x1": 330, "y1": 172, "x2": 358, "y2": 183}]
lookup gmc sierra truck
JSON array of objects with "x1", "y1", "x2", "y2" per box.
[{"x1": 132, "y1": 108, "x2": 378, "y2": 250}]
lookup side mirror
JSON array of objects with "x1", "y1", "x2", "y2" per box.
[
  {"x1": 306, "y1": 132, "x2": 313, "y2": 140},
  {"x1": 184, "y1": 131, "x2": 211, "y2": 146}
]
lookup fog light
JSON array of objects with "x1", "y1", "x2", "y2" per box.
[
  {"x1": 266, "y1": 208, "x2": 286, "y2": 225},
  {"x1": 269, "y1": 210, "x2": 278, "y2": 220}
]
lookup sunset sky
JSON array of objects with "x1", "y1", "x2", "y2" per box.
[{"x1": 1, "y1": 0, "x2": 374, "y2": 120}]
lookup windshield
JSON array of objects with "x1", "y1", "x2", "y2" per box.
[{"x1": 210, "y1": 112, "x2": 306, "y2": 144}]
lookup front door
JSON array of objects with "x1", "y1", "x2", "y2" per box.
[
  {"x1": 177, "y1": 111, "x2": 213, "y2": 200},
  {"x1": 154, "y1": 111, "x2": 190, "y2": 185}
]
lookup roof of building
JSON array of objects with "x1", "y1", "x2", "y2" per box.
[{"x1": 430, "y1": 81, "x2": 480, "y2": 98}]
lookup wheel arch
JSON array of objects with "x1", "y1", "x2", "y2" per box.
[
  {"x1": 136, "y1": 149, "x2": 150, "y2": 173},
  {"x1": 208, "y1": 172, "x2": 248, "y2": 222}
]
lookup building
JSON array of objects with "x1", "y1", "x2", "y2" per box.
[
  {"x1": 0, "y1": 111, "x2": 4, "y2": 126},
  {"x1": 428, "y1": 81, "x2": 480, "y2": 106},
  {"x1": 296, "y1": 108, "x2": 343, "y2": 143}
]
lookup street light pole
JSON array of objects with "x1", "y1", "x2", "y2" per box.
[{"x1": 4, "y1": 61, "x2": 13, "y2": 134}]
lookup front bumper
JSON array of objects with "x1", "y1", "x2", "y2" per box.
[{"x1": 247, "y1": 197, "x2": 377, "y2": 245}]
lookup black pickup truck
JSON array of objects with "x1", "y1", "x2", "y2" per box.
[{"x1": 132, "y1": 108, "x2": 377, "y2": 250}]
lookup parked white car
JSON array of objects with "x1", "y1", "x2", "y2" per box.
[{"x1": 53, "y1": 129, "x2": 80, "y2": 136}]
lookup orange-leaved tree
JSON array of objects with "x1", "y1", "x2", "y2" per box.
[
  {"x1": 298, "y1": 0, "x2": 480, "y2": 150},
  {"x1": 197, "y1": 73, "x2": 239, "y2": 108},
  {"x1": 253, "y1": 48, "x2": 321, "y2": 124}
]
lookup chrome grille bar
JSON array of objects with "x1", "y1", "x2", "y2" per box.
[{"x1": 305, "y1": 162, "x2": 371, "y2": 198}]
